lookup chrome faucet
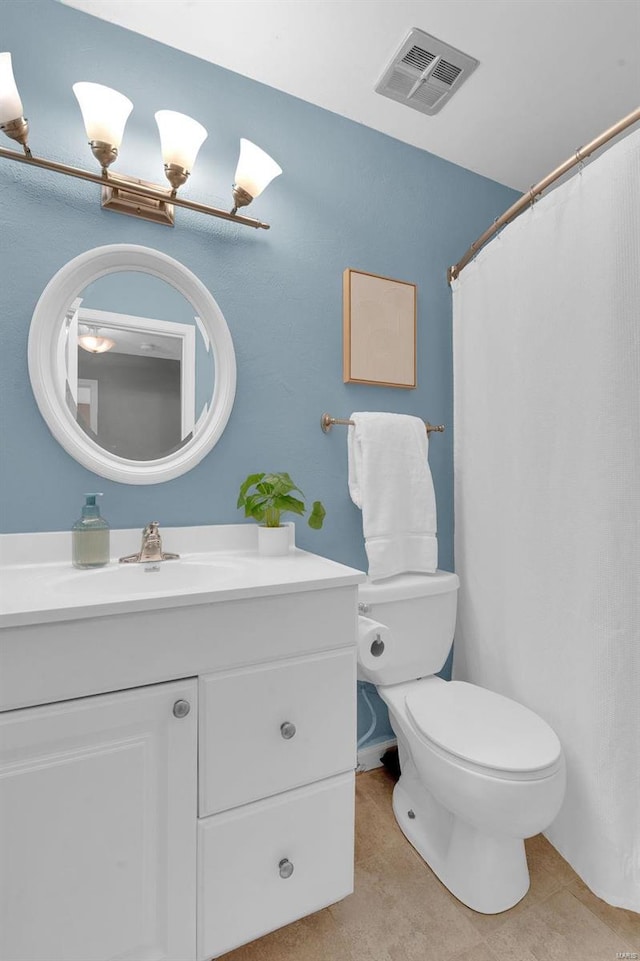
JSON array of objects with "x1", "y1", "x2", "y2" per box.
[{"x1": 119, "y1": 522, "x2": 180, "y2": 564}]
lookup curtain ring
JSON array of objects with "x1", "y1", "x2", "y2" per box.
[
  {"x1": 528, "y1": 186, "x2": 537, "y2": 207},
  {"x1": 575, "y1": 148, "x2": 585, "y2": 174}
]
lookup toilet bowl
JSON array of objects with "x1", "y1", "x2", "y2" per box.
[{"x1": 357, "y1": 572, "x2": 566, "y2": 914}]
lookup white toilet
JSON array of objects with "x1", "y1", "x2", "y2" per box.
[{"x1": 357, "y1": 571, "x2": 566, "y2": 914}]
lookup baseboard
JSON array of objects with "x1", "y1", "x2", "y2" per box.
[{"x1": 356, "y1": 737, "x2": 397, "y2": 772}]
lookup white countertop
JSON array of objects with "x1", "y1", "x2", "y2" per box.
[{"x1": 0, "y1": 525, "x2": 365, "y2": 629}]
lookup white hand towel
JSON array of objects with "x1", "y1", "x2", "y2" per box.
[{"x1": 348, "y1": 411, "x2": 437, "y2": 581}]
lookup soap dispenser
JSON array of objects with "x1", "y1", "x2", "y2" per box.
[{"x1": 72, "y1": 493, "x2": 110, "y2": 569}]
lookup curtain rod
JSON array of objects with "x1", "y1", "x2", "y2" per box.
[{"x1": 447, "y1": 105, "x2": 640, "y2": 284}]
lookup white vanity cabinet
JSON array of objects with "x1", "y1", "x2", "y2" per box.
[
  {"x1": 0, "y1": 679, "x2": 198, "y2": 961},
  {"x1": 0, "y1": 532, "x2": 363, "y2": 961}
]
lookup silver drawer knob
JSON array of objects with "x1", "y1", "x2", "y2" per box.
[
  {"x1": 279, "y1": 858, "x2": 294, "y2": 879},
  {"x1": 280, "y1": 721, "x2": 296, "y2": 740},
  {"x1": 173, "y1": 699, "x2": 191, "y2": 718}
]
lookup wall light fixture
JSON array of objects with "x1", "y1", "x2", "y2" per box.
[{"x1": 0, "y1": 53, "x2": 282, "y2": 229}]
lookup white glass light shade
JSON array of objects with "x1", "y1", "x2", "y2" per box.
[
  {"x1": 78, "y1": 328, "x2": 115, "y2": 354},
  {"x1": 72, "y1": 82, "x2": 133, "y2": 147},
  {"x1": 234, "y1": 139, "x2": 282, "y2": 199},
  {"x1": 155, "y1": 110, "x2": 207, "y2": 172},
  {"x1": 0, "y1": 52, "x2": 24, "y2": 124}
]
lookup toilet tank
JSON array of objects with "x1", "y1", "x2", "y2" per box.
[{"x1": 357, "y1": 571, "x2": 459, "y2": 686}]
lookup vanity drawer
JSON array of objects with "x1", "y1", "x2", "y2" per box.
[
  {"x1": 199, "y1": 649, "x2": 356, "y2": 816},
  {"x1": 197, "y1": 771, "x2": 354, "y2": 960}
]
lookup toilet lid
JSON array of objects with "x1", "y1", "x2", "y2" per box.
[{"x1": 405, "y1": 681, "x2": 562, "y2": 774}]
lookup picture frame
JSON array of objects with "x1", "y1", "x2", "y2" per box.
[{"x1": 343, "y1": 268, "x2": 417, "y2": 388}]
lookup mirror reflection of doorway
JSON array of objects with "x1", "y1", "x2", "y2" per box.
[
  {"x1": 62, "y1": 300, "x2": 209, "y2": 461},
  {"x1": 77, "y1": 352, "x2": 184, "y2": 460}
]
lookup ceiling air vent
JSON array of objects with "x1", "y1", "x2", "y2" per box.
[{"x1": 376, "y1": 28, "x2": 479, "y2": 116}]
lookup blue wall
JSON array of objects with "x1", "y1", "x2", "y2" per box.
[{"x1": 1, "y1": 1, "x2": 518, "y2": 745}]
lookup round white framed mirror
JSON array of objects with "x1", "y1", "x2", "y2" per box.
[{"x1": 28, "y1": 244, "x2": 236, "y2": 484}]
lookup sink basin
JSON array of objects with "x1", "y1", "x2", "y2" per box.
[{"x1": 51, "y1": 559, "x2": 240, "y2": 598}]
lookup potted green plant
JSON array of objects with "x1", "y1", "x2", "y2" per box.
[{"x1": 237, "y1": 472, "x2": 326, "y2": 556}]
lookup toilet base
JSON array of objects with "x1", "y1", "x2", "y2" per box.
[{"x1": 392, "y1": 769, "x2": 530, "y2": 914}]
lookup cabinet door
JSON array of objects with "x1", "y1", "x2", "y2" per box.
[{"x1": 0, "y1": 680, "x2": 197, "y2": 961}]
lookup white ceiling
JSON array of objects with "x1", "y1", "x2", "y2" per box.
[{"x1": 61, "y1": 0, "x2": 640, "y2": 191}]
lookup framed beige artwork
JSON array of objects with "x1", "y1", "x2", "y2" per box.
[{"x1": 343, "y1": 268, "x2": 416, "y2": 388}]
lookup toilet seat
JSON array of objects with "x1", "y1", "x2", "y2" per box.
[{"x1": 405, "y1": 681, "x2": 562, "y2": 780}]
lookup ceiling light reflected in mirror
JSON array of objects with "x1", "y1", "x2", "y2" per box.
[{"x1": 77, "y1": 326, "x2": 116, "y2": 354}]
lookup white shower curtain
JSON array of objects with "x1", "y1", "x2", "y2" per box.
[{"x1": 452, "y1": 128, "x2": 640, "y2": 911}]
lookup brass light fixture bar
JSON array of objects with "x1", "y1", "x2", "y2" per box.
[
  {"x1": 0, "y1": 55, "x2": 283, "y2": 230},
  {"x1": 448, "y1": 105, "x2": 640, "y2": 283},
  {"x1": 0, "y1": 145, "x2": 271, "y2": 229}
]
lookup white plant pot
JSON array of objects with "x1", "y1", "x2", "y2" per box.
[{"x1": 257, "y1": 524, "x2": 292, "y2": 557}]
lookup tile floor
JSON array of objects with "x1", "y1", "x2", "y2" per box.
[{"x1": 222, "y1": 765, "x2": 640, "y2": 961}]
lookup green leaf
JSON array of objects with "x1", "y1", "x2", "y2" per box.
[
  {"x1": 278, "y1": 472, "x2": 304, "y2": 496},
  {"x1": 237, "y1": 473, "x2": 264, "y2": 509},
  {"x1": 308, "y1": 500, "x2": 326, "y2": 530},
  {"x1": 242, "y1": 492, "x2": 268, "y2": 522},
  {"x1": 274, "y1": 495, "x2": 306, "y2": 516},
  {"x1": 263, "y1": 472, "x2": 303, "y2": 498}
]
